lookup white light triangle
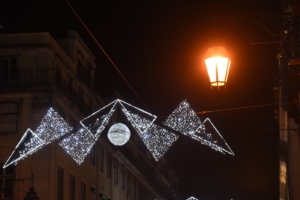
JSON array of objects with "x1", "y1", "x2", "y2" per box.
[
  {"x1": 80, "y1": 100, "x2": 117, "y2": 136},
  {"x1": 163, "y1": 100, "x2": 234, "y2": 155},
  {"x1": 141, "y1": 123, "x2": 179, "y2": 161},
  {"x1": 118, "y1": 99, "x2": 157, "y2": 134},
  {"x1": 193, "y1": 118, "x2": 234, "y2": 155},
  {"x1": 186, "y1": 197, "x2": 199, "y2": 200},
  {"x1": 59, "y1": 128, "x2": 98, "y2": 165},
  {"x1": 163, "y1": 99, "x2": 202, "y2": 136},
  {"x1": 35, "y1": 108, "x2": 73, "y2": 145},
  {"x1": 3, "y1": 128, "x2": 44, "y2": 168}
]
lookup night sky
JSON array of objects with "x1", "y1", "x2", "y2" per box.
[{"x1": 1, "y1": 0, "x2": 281, "y2": 199}]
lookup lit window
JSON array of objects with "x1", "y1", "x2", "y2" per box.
[{"x1": 0, "y1": 103, "x2": 18, "y2": 134}]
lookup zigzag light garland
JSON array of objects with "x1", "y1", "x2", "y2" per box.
[{"x1": 4, "y1": 99, "x2": 234, "y2": 168}]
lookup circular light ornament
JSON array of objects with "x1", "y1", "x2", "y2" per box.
[{"x1": 107, "y1": 123, "x2": 131, "y2": 146}]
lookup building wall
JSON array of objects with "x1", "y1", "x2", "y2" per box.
[{"x1": 0, "y1": 31, "x2": 179, "y2": 200}]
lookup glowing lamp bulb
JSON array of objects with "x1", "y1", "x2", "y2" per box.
[
  {"x1": 204, "y1": 46, "x2": 231, "y2": 88},
  {"x1": 107, "y1": 123, "x2": 131, "y2": 146}
]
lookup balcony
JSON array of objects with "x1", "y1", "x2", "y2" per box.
[{"x1": 0, "y1": 69, "x2": 92, "y2": 115}]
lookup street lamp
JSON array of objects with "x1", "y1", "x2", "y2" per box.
[{"x1": 204, "y1": 46, "x2": 231, "y2": 88}]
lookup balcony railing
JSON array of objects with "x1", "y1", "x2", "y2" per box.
[{"x1": 0, "y1": 69, "x2": 92, "y2": 115}]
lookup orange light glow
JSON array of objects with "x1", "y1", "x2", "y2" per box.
[{"x1": 204, "y1": 47, "x2": 231, "y2": 88}]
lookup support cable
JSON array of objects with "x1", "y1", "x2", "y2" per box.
[{"x1": 65, "y1": 0, "x2": 150, "y2": 111}]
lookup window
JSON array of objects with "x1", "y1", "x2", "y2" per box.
[
  {"x1": 90, "y1": 145, "x2": 95, "y2": 166},
  {"x1": 114, "y1": 159, "x2": 118, "y2": 185},
  {"x1": 121, "y1": 165, "x2": 125, "y2": 190},
  {"x1": 58, "y1": 167, "x2": 64, "y2": 200},
  {"x1": 55, "y1": 65, "x2": 62, "y2": 88},
  {"x1": 132, "y1": 176, "x2": 136, "y2": 199},
  {"x1": 126, "y1": 170, "x2": 130, "y2": 194},
  {"x1": 106, "y1": 152, "x2": 111, "y2": 179},
  {"x1": 99, "y1": 145, "x2": 104, "y2": 173},
  {"x1": 70, "y1": 174, "x2": 75, "y2": 200},
  {"x1": 0, "y1": 103, "x2": 18, "y2": 134},
  {"x1": 80, "y1": 182, "x2": 86, "y2": 200},
  {"x1": 0, "y1": 165, "x2": 15, "y2": 199},
  {"x1": 0, "y1": 57, "x2": 18, "y2": 85}
]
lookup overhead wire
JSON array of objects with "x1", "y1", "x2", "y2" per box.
[
  {"x1": 157, "y1": 100, "x2": 297, "y2": 118},
  {"x1": 65, "y1": 0, "x2": 150, "y2": 112}
]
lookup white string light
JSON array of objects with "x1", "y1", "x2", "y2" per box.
[
  {"x1": 164, "y1": 100, "x2": 234, "y2": 155},
  {"x1": 35, "y1": 108, "x2": 73, "y2": 145},
  {"x1": 163, "y1": 99, "x2": 202, "y2": 136},
  {"x1": 80, "y1": 100, "x2": 117, "y2": 136},
  {"x1": 194, "y1": 118, "x2": 234, "y2": 155},
  {"x1": 3, "y1": 129, "x2": 44, "y2": 168},
  {"x1": 118, "y1": 100, "x2": 157, "y2": 133},
  {"x1": 186, "y1": 197, "x2": 199, "y2": 200},
  {"x1": 59, "y1": 128, "x2": 98, "y2": 165},
  {"x1": 141, "y1": 123, "x2": 179, "y2": 161}
]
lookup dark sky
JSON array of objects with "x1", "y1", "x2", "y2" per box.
[{"x1": 1, "y1": 0, "x2": 281, "y2": 199}]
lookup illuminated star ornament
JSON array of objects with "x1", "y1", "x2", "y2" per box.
[{"x1": 163, "y1": 99, "x2": 234, "y2": 155}]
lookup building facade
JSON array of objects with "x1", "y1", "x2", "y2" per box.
[{"x1": 0, "y1": 31, "x2": 179, "y2": 200}]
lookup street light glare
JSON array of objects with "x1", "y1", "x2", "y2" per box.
[{"x1": 204, "y1": 46, "x2": 231, "y2": 88}]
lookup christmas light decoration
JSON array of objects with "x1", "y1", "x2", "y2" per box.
[
  {"x1": 59, "y1": 128, "x2": 98, "y2": 165},
  {"x1": 141, "y1": 123, "x2": 179, "y2": 161},
  {"x1": 118, "y1": 100, "x2": 157, "y2": 134},
  {"x1": 163, "y1": 99, "x2": 202, "y2": 136},
  {"x1": 107, "y1": 123, "x2": 131, "y2": 146},
  {"x1": 164, "y1": 99, "x2": 234, "y2": 155},
  {"x1": 80, "y1": 100, "x2": 117, "y2": 136},
  {"x1": 194, "y1": 118, "x2": 234, "y2": 155},
  {"x1": 35, "y1": 108, "x2": 73, "y2": 144},
  {"x1": 186, "y1": 197, "x2": 199, "y2": 200},
  {"x1": 3, "y1": 129, "x2": 44, "y2": 168}
]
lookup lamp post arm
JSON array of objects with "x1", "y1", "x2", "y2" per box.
[{"x1": 216, "y1": 14, "x2": 283, "y2": 37}]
